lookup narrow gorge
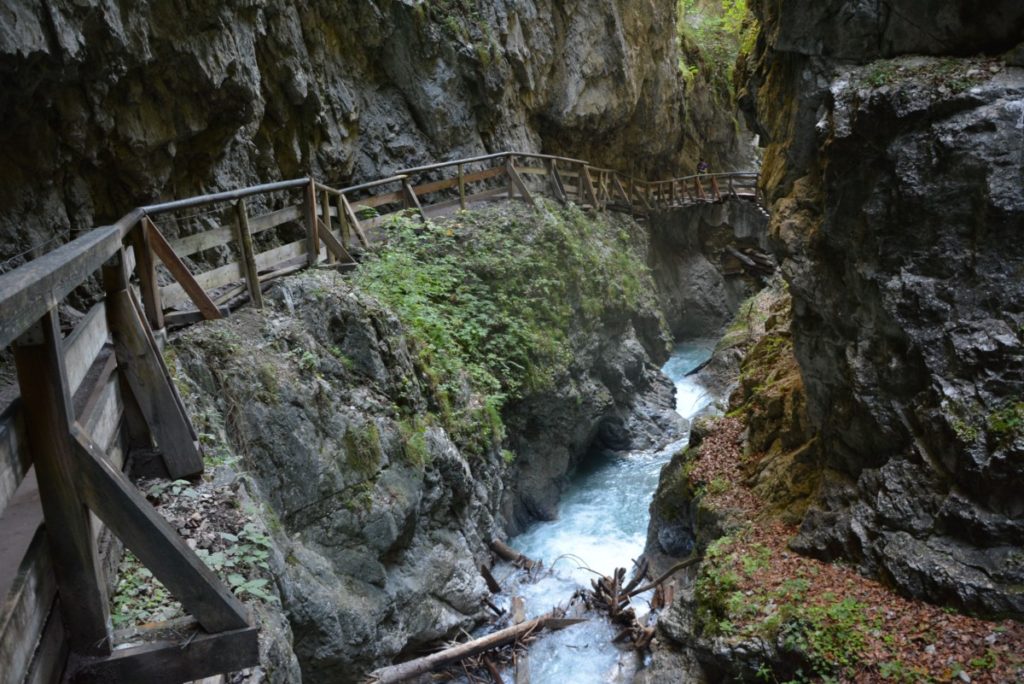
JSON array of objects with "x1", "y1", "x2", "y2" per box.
[{"x1": 0, "y1": 1, "x2": 1021, "y2": 684}]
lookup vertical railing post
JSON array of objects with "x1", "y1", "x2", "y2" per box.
[
  {"x1": 234, "y1": 198, "x2": 263, "y2": 308},
  {"x1": 13, "y1": 308, "x2": 111, "y2": 657},
  {"x1": 505, "y1": 154, "x2": 516, "y2": 200},
  {"x1": 321, "y1": 189, "x2": 335, "y2": 265},
  {"x1": 337, "y1": 193, "x2": 351, "y2": 250},
  {"x1": 303, "y1": 180, "x2": 319, "y2": 266},
  {"x1": 134, "y1": 218, "x2": 165, "y2": 335},
  {"x1": 458, "y1": 163, "x2": 466, "y2": 210}
]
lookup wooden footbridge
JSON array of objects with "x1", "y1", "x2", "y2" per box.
[{"x1": 0, "y1": 150, "x2": 760, "y2": 683}]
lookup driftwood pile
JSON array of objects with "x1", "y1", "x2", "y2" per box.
[
  {"x1": 724, "y1": 245, "x2": 775, "y2": 276},
  {"x1": 583, "y1": 555, "x2": 702, "y2": 654},
  {"x1": 585, "y1": 559, "x2": 656, "y2": 650},
  {"x1": 365, "y1": 611, "x2": 583, "y2": 684},
  {"x1": 364, "y1": 541, "x2": 700, "y2": 684}
]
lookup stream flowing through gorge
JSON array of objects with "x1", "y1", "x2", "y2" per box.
[{"x1": 497, "y1": 339, "x2": 717, "y2": 682}]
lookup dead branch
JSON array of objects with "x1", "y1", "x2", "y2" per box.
[{"x1": 365, "y1": 613, "x2": 585, "y2": 684}]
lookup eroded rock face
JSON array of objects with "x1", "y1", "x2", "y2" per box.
[
  {"x1": 0, "y1": 0, "x2": 741, "y2": 266},
  {"x1": 174, "y1": 273, "x2": 503, "y2": 681},
  {"x1": 648, "y1": 200, "x2": 771, "y2": 338},
  {"x1": 172, "y1": 258, "x2": 685, "y2": 679},
  {"x1": 741, "y1": 0, "x2": 1024, "y2": 617}
]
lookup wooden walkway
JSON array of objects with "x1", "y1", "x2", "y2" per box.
[{"x1": 0, "y1": 150, "x2": 761, "y2": 683}]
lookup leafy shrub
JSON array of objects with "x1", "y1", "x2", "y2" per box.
[{"x1": 355, "y1": 202, "x2": 661, "y2": 456}]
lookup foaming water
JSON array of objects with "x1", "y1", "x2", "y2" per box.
[{"x1": 498, "y1": 339, "x2": 716, "y2": 682}]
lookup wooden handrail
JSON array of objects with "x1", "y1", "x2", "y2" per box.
[
  {"x1": 0, "y1": 151, "x2": 762, "y2": 348},
  {"x1": 142, "y1": 178, "x2": 311, "y2": 215}
]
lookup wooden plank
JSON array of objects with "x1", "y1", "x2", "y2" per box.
[
  {"x1": 340, "y1": 196, "x2": 370, "y2": 248},
  {"x1": 164, "y1": 307, "x2": 231, "y2": 329},
  {"x1": 547, "y1": 160, "x2": 567, "y2": 204},
  {"x1": 612, "y1": 176, "x2": 631, "y2": 206},
  {"x1": 458, "y1": 163, "x2": 466, "y2": 210},
  {"x1": 336, "y1": 194, "x2": 350, "y2": 250},
  {"x1": 79, "y1": 368, "x2": 123, "y2": 457},
  {"x1": 258, "y1": 254, "x2": 309, "y2": 282},
  {"x1": 63, "y1": 302, "x2": 109, "y2": 398},
  {"x1": 464, "y1": 187, "x2": 510, "y2": 203},
  {"x1": 517, "y1": 166, "x2": 547, "y2": 176},
  {"x1": 166, "y1": 226, "x2": 234, "y2": 259},
  {"x1": 132, "y1": 220, "x2": 164, "y2": 331},
  {"x1": 0, "y1": 225, "x2": 121, "y2": 349},
  {"x1": 160, "y1": 260, "x2": 243, "y2": 308},
  {"x1": 147, "y1": 222, "x2": 221, "y2": 320},
  {"x1": 506, "y1": 163, "x2": 536, "y2": 208},
  {"x1": 461, "y1": 166, "x2": 505, "y2": 185},
  {"x1": 104, "y1": 287, "x2": 203, "y2": 479},
  {"x1": 0, "y1": 499, "x2": 55, "y2": 684},
  {"x1": 24, "y1": 598, "x2": 66, "y2": 684},
  {"x1": 410, "y1": 176, "x2": 460, "y2": 196},
  {"x1": 0, "y1": 404, "x2": 28, "y2": 514},
  {"x1": 350, "y1": 190, "x2": 404, "y2": 210},
  {"x1": 422, "y1": 197, "x2": 464, "y2": 220},
  {"x1": 245, "y1": 205, "x2": 303, "y2": 235},
  {"x1": 253, "y1": 238, "x2": 308, "y2": 272},
  {"x1": 127, "y1": 282, "x2": 198, "y2": 452},
  {"x1": 214, "y1": 283, "x2": 248, "y2": 306},
  {"x1": 401, "y1": 180, "x2": 425, "y2": 217},
  {"x1": 233, "y1": 199, "x2": 264, "y2": 308},
  {"x1": 317, "y1": 219, "x2": 353, "y2": 264},
  {"x1": 71, "y1": 426, "x2": 250, "y2": 634},
  {"x1": 358, "y1": 212, "x2": 401, "y2": 232},
  {"x1": 303, "y1": 181, "x2": 319, "y2": 268},
  {"x1": 68, "y1": 624, "x2": 258, "y2": 684},
  {"x1": 580, "y1": 166, "x2": 600, "y2": 209},
  {"x1": 321, "y1": 190, "x2": 335, "y2": 265},
  {"x1": 12, "y1": 310, "x2": 110, "y2": 656}
]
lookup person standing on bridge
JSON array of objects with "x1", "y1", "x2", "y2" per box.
[{"x1": 697, "y1": 159, "x2": 710, "y2": 175}]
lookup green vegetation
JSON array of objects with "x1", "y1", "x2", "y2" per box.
[
  {"x1": 676, "y1": 0, "x2": 758, "y2": 95},
  {"x1": 344, "y1": 421, "x2": 384, "y2": 478},
  {"x1": 988, "y1": 399, "x2": 1023, "y2": 440},
  {"x1": 355, "y1": 201, "x2": 663, "y2": 457},
  {"x1": 695, "y1": 534, "x2": 876, "y2": 680},
  {"x1": 860, "y1": 56, "x2": 1000, "y2": 92},
  {"x1": 111, "y1": 518, "x2": 277, "y2": 628},
  {"x1": 398, "y1": 415, "x2": 431, "y2": 467},
  {"x1": 416, "y1": 0, "x2": 497, "y2": 65}
]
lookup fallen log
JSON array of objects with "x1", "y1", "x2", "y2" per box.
[
  {"x1": 366, "y1": 613, "x2": 585, "y2": 684},
  {"x1": 481, "y1": 564, "x2": 502, "y2": 593},
  {"x1": 626, "y1": 555, "x2": 700, "y2": 598},
  {"x1": 490, "y1": 539, "x2": 538, "y2": 569},
  {"x1": 511, "y1": 596, "x2": 526, "y2": 625}
]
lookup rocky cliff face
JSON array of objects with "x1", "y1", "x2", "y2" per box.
[
  {"x1": 168, "y1": 201, "x2": 686, "y2": 680},
  {"x1": 647, "y1": 200, "x2": 770, "y2": 339},
  {"x1": 0, "y1": 0, "x2": 736, "y2": 267},
  {"x1": 740, "y1": 0, "x2": 1024, "y2": 617},
  {"x1": 172, "y1": 273, "x2": 503, "y2": 682}
]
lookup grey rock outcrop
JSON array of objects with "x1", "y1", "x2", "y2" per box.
[
  {"x1": 0, "y1": 0, "x2": 742, "y2": 268},
  {"x1": 171, "y1": 238, "x2": 686, "y2": 679},
  {"x1": 173, "y1": 272, "x2": 503, "y2": 681},
  {"x1": 648, "y1": 200, "x2": 770, "y2": 338},
  {"x1": 740, "y1": 0, "x2": 1024, "y2": 617}
]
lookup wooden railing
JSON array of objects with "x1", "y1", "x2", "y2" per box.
[{"x1": 0, "y1": 149, "x2": 760, "y2": 683}]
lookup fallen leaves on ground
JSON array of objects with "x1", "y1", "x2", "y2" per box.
[{"x1": 688, "y1": 418, "x2": 1024, "y2": 683}]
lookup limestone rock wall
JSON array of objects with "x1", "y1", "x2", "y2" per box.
[
  {"x1": 740, "y1": 0, "x2": 1024, "y2": 616},
  {"x1": 0, "y1": 0, "x2": 740, "y2": 267},
  {"x1": 647, "y1": 200, "x2": 770, "y2": 339}
]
